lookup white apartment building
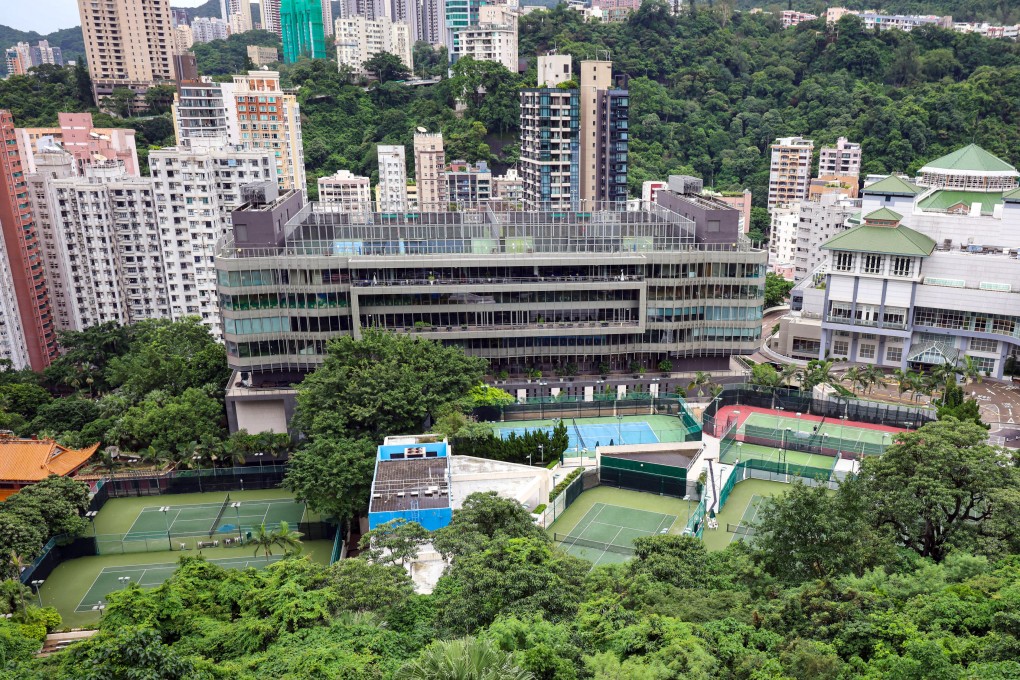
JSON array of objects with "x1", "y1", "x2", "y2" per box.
[
  {"x1": 772, "y1": 144, "x2": 1020, "y2": 379},
  {"x1": 377, "y1": 145, "x2": 408, "y2": 212},
  {"x1": 818, "y1": 137, "x2": 862, "y2": 178},
  {"x1": 228, "y1": 0, "x2": 254, "y2": 32},
  {"x1": 446, "y1": 160, "x2": 492, "y2": 204},
  {"x1": 192, "y1": 17, "x2": 231, "y2": 43},
  {"x1": 26, "y1": 147, "x2": 78, "y2": 331},
  {"x1": 450, "y1": 5, "x2": 518, "y2": 72},
  {"x1": 150, "y1": 143, "x2": 274, "y2": 338},
  {"x1": 247, "y1": 45, "x2": 280, "y2": 66},
  {"x1": 793, "y1": 193, "x2": 860, "y2": 281},
  {"x1": 317, "y1": 169, "x2": 372, "y2": 211},
  {"x1": 0, "y1": 251, "x2": 29, "y2": 368},
  {"x1": 335, "y1": 16, "x2": 414, "y2": 75},
  {"x1": 413, "y1": 132, "x2": 448, "y2": 210},
  {"x1": 768, "y1": 136, "x2": 814, "y2": 210},
  {"x1": 174, "y1": 24, "x2": 195, "y2": 54},
  {"x1": 769, "y1": 205, "x2": 799, "y2": 278},
  {"x1": 51, "y1": 162, "x2": 165, "y2": 329},
  {"x1": 492, "y1": 167, "x2": 523, "y2": 203}
]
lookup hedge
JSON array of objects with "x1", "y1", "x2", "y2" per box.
[{"x1": 549, "y1": 468, "x2": 583, "y2": 502}]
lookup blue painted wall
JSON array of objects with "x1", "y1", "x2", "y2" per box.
[
  {"x1": 369, "y1": 507, "x2": 452, "y2": 531},
  {"x1": 377, "y1": 441, "x2": 449, "y2": 461}
]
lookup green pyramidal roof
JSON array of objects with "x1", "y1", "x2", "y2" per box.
[
  {"x1": 862, "y1": 175, "x2": 923, "y2": 196},
  {"x1": 864, "y1": 207, "x2": 903, "y2": 222},
  {"x1": 1003, "y1": 187, "x2": 1020, "y2": 203},
  {"x1": 921, "y1": 144, "x2": 1018, "y2": 174},
  {"x1": 822, "y1": 224, "x2": 936, "y2": 257}
]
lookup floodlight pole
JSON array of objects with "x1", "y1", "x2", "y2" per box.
[
  {"x1": 538, "y1": 444, "x2": 544, "y2": 464},
  {"x1": 85, "y1": 510, "x2": 98, "y2": 538},
  {"x1": 255, "y1": 452, "x2": 264, "y2": 472},
  {"x1": 160, "y1": 506, "x2": 172, "y2": 550},
  {"x1": 30, "y1": 580, "x2": 43, "y2": 607},
  {"x1": 118, "y1": 576, "x2": 131, "y2": 590},
  {"x1": 617, "y1": 413, "x2": 623, "y2": 443},
  {"x1": 683, "y1": 494, "x2": 691, "y2": 524},
  {"x1": 232, "y1": 502, "x2": 243, "y2": 543}
]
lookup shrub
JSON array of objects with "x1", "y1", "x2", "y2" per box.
[
  {"x1": 549, "y1": 468, "x2": 583, "y2": 502},
  {"x1": 533, "y1": 504, "x2": 547, "y2": 515},
  {"x1": 658, "y1": 359, "x2": 673, "y2": 373}
]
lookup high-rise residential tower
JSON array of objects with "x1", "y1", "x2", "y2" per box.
[
  {"x1": 413, "y1": 132, "x2": 448, "y2": 210},
  {"x1": 0, "y1": 111, "x2": 57, "y2": 370},
  {"x1": 76, "y1": 0, "x2": 177, "y2": 107},
  {"x1": 281, "y1": 0, "x2": 329, "y2": 62},
  {"x1": 818, "y1": 137, "x2": 862, "y2": 179},
  {"x1": 767, "y1": 136, "x2": 814, "y2": 210},
  {"x1": 260, "y1": 0, "x2": 283, "y2": 35},
  {"x1": 229, "y1": 71, "x2": 306, "y2": 193},
  {"x1": 377, "y1": 145, "x2": 408, "y2": 212}
]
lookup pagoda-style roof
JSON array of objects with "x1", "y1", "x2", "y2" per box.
[
  {"x1": 822, "y1": 224, "x2": 935, "y2": 257},
  {"x1": 920, "y1": 144, "x2": 1018, "y2": 176},
  {"x1": 862, "y1": 175, "x2": 923, "y2": 196}
]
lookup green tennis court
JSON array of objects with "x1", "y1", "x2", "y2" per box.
[
  {"x1": 124, "y1": 496, "x2": 305, "y2": 541},
  {"x1": 490, "y1": 414, "x2": 695, "y2": 456},
  {"x1": 743, "y1": 412, "x2": 896, "y2": 445},
  {"x1": 75, "y1": 555, "x2": 286, "y2": 612},
  {"x1": 726, "y1": 494, "x2": 765, "y2": 545},
  {"x1": 553, "y1": 502, "x2": 677, "y2": 567},
  {"x1": 720, "y1": 441, "x2": 835, "y2": 469}
]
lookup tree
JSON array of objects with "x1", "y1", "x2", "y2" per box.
[
  {"x1": 764, "y1": 272, "x2": 795, "y2": 309},
  {"x1": 105, "y1": 88, "x2": 135, "y2": 117},
  {"x1": 359, "y1": 518, "x2": 430, "y2": 568},
  {"x1": 465, "y1": 384, "x2": 516, "y2": 408},
  {"x1": 841, "y1": 366, "x2": 863, "y2": 395},
  {"x1": 110, "y1": 386, "x2": 226, "y2": 454},
  {"x1": 629, "y1": 535, "x2": 708, "y2": 588},
  {"x1": 936, "y1": 381, "x2": 987, "y2": 428},
  {"x1": 396, "y1": 636, "x2": 534, "y2": 680},
  {"x1": 364, "y1": 52, "x2": 411, "y2": 83},
  {"x1": 860, "y1": 418, "x2": 1019, "y2": 562},
  {"x1": 750, "y1": 363, "x2": 782, "y2": 389},
  {"x1": 251, "y1": 521, "x2": 303, "y2": 562},
  {"x1": 144, "y1": 84, "x2": 176, "y2": 114},
  {"x1": 326, "y1": 557, "x2": 415, "y2": 614},
  {"x1": 283, "y1": 437, "x2": 378, "y2": 526},
  {"x1": 749, "y1": 206, "x2": 769, "y2": 242},
  {"x1": 686, "y1": 371, "x2": 713, "y2": 399},
  {"x1": 432, "y1": 492, "x2": 547, "y2": 562},
  {"x1": 56, "y1": 626, "x2": 199, "y2": 680},
  {"x1": 292, "y1": 330, "x2": 486, "y2": 440}
]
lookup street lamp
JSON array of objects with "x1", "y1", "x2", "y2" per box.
[
  {"x1": 783, "y1": 428, "x2": 792, "y2": 474},
  {"x1": 796, "y1": 412, "x2": 802, "y2": 435},
  {"x1": 159, "y1": 506, "x2": 172, "y2": 550},
  {"x1": 30, "y1": 580, "x2": 43, "y2": 607},
  {"x1": 683, "y1": 494, "x2": 692, "y2": 524},
  {"x1": 617, "y1": 413, "x2": 623, "y2": 443},
  {"x1": 117, "y1": 576, "x2": 131, "y2": 589},
  {"x1": 92, "y1": 601, "x2": 105, "y2": 618},
  {"x1": 254, "y1": 452, "x2": 265, "y2": 472},
  {"x1": 231, "y1": 502, "x2": 243, "y2": 543},
  {"x1": 85, "y1": 510, "x2": 98, "y2": 538},
  {"x1": 736, "y1": 441, "x2": 743, "y2": 463},
  {"x1": 538, "y1": 444, "x2": 544, "y2": 464}
]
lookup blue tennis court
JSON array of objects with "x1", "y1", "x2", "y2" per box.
[{"x1": 499, "y1": 421, "x2": 659, "y2": 452}]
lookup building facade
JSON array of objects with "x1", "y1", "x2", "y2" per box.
[
  {"x1": 377, "y1": 145, "x2": 408, "y2": 212},
  {"x1": 780, "y1": 10, "x2": 818, "y2": 27},
  {"x1": 215, "y1": 196, "x2": 766, "y2": 389},
  {"x1": 413, "y1": 132, "x2": 448, "y2": 211},
  {"x1": 172, "y1": 79, "x2": 233, "y2": 147},
  {"x1": 768, "y1": 136, "x2": 814, "y2": 210},
  {"x1": 192, "y1": 17, "x2": 231, "y2": 43},
  {"x1": 818, "y1": 137, "x2": 862, "y2": 179},
  {"x1": 446, "y1": 160, "x2": 492, "y2": 204},
  {"x1": 247, "y1": 45, "x2": 280, "y2": 66},
  {"x1": 773, "y1": 145, "x2": 1020, "y2": 379},
  {"x1": 281, "y1": 0, "x2": 329, "y2": 62},
  {"x1": 793, "y1": 193, "x2": 859, "y2": 281},
  {"x1": 229, "y1": 71, "x2": 305, "y2": 194},
  {"x1": 492, "y1": 167, "x2": 523, "y2": 203},
  {"x1": 16, "y1": 112, "x2": 140, "y2": 177},
  {"x1": 228, "y1": 0, "x2": 255, "y2": 32},
  {"x1": 259, "y1": 0, "x2": 283, "y2": 35},
  {"x1": 25, "y1": 148, "x2": 77, "y2": 332},
  {"x1": 317, "y1": 169, "x2": 372, "y2": 211},
  {"x1": 76, "y1": 0, "x2": 177, "y2": 105},
  {"x1": 444, "y1": 0, "x2": 482, "y2": 52},
  {"x1": 0, "y1": 111, "x2": 57, "y2": 370},
  {"x1": 335, "y1": 15, "x2": 414, "y2": 75},
  {"x1": 450, "y1": 5, "x2": 518, "y2": 71}
]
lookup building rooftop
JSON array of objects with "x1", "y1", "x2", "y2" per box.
[
  {"x1": 862, "y1": 174, "x2": 924, "y2": 196},
  {"x1": 863, "y1": 207, "x2": 903, "y2": 222},
  {"x1": 918, "y1": 190, "x2": 1003, "y2": 215},
  {"x1": 822, "y1": 224, "x2": 936, "y2": 257},
  {"x1": 1005, "y1": 187, "x2": 1020, "y2": 203},
  {"x1": 0, "y1": 436, "x2": 99, "y2": 496},
  {"x1": 920, "y1": 144, "x2": 1018, "y2": 176},
  {"x1": 370, "y1": 457, "x2": 451, "y2": 513}
]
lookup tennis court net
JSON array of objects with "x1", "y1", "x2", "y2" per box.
[
  {"x1": 726, "y1": 523, "x2": 756, "y2": 536},
  {"x1": 571, "y1": 418, "x2": 588, "y2": 450},
  {"x1": 209, "y1": 493, "x2": 231, "y2": 537},
  {"x1": 554, "y1": 533, "x2": 634, "y2": 556}
]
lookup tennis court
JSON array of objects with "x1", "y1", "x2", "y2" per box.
[
  {"x1": 496, "y1": 415, "x2": 690, "y2": 455},
  {"x1": 743, "y1": 411, "x2": 897, "y2": 445},
  {"x1": 719, "y1": 441, "x2": 835, "y2": 470},
  {"x1": 725, "y1": 494, "x2": 764, "y2": 546},
  {"x1": 125, "y1": 496, "x2": 304, "y2": 540},
  {"x1": 75, "y1": 555, "x2": 285, "y2": 612},
  {"x1": 553, "y1": 501, "x2": 677, "y2": 567}
]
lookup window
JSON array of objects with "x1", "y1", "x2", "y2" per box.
[
  {"x1": 833, "y1": 252, "x2": 854, "y2": 272},
  {"x1": 863, "y1": 254, "x2": 883, "y2": 274},
  {"x1": 832, "y1": 340, "x2": 849, "y2": 356},
  {"x1": 883, "y1": 308, "x2": 906, "y2": 327},
  {"x1": 886, "y1": 346, "x2": 903, "y2": 363},
  {"x1": 892, "y1": 256, "x2": 912, "y2": 277},
  {"x1": 859, "y1": 344, "x2": 876, "y2": 359},
  {"x1": 828, "y1": 301, "x2": 853, "y2": 321},
  {"x1": 967, "y1": 355, "x2": 995, "y2": 373},
  {"x1": 992, "y1": 318, "x2": 1015, "y2": 335},
  {"x1": 970, "y1": 338, "x2": 998, "y2": 353}
]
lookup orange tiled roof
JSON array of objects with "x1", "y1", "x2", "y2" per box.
[{"x1": 0, "y1": 438, "x2": 100, "y2": 483}]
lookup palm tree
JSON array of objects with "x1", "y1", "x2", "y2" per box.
[
  {"x1": 959, "y1": 355, "x2": 984, "y2": 385},
  {"x1": 862, "y1": 365, "x2": 886, "y2": 395},
  {"x1": 687, "y1": 371, "x2": 712, "y2": 398},
  {"x1": 395, "y1": 637, "x2": 535, "y2": 680},
  {"x1": 929, "y1": 362, "x2": 958, "y2": 404},
  {"x1": 779, "y1": 364, "x2": 800, "y2": 388},
  {"x1": 892, "y1": 368, "x2": 916, "y2": 401},
  {"x1": 842, "y1": 366, "x2": 863, "y2": 395},
  {"x1": 6, "y1": 550, "x2": 30, "y2": 581},
  {"x1": 252, "y1": 522, "x2": 303, "y2": 562}
]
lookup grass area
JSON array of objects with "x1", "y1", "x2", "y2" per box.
[{"x1": 41, "y1": 539, "x2": 334, "y2": 629}]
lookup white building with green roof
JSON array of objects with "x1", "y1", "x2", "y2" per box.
[{"x1": 771, "y1": 144, "x2": 1020, "y2": 379}]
